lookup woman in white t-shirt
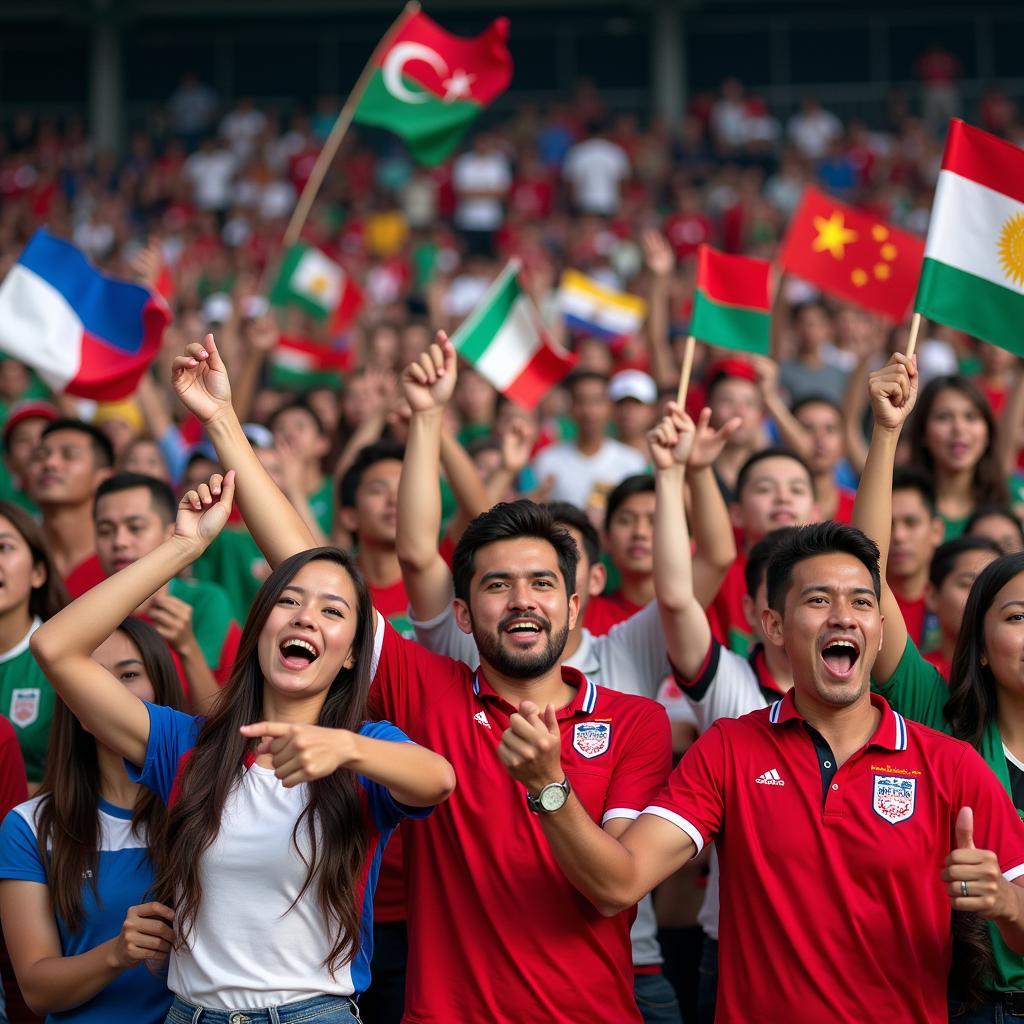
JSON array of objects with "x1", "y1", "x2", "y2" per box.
[{"x1": 29, "y1": 470, "x2": 456, "y2": 1024}]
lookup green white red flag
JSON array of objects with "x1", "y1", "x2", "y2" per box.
[
  {"x1": 269, "y1": 243, "x2": 363, "y2": 332},
  {"x1": 352, "y1": 11, "x2": 513, "y2": 165},
  {"x1": 916, "y1": 119, "x2": 1024, "y2": 355}
]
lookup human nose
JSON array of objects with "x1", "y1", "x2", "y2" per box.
[{"x1": 507, "y1": 580, "x2": 537, "y2": 609}]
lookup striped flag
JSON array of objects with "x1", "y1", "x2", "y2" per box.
[
  {"x1": 691, "y1": 245, "x2": 772, "y2": 355},
  {"x1": 267, "y1": 335, "x2": 353, "y2": 392},
  {"x1": 916, "y1": 119, "x2": 1024, "y2": 353},
  {"x1": 270, "y1": 243, "x2": 363, "y2": 331},
  {"x1": 557, "y1": 269, "x2": 647, "y2": 340},
  {"x1": 452, "y1": 261, "x2": 577, "y2": 409}
]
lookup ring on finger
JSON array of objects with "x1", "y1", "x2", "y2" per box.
[{"x1": 961, "y1": 880, "x2": 969, "y2": 898}]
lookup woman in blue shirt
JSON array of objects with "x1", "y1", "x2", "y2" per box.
[{"x1": 0, "y1": 616, "x2": 184, "y2": 1022}]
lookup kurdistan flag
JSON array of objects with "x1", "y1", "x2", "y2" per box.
[
  {"x1": 916, "y1": 119, "x2": 1024, "y2": 352},
  {"x1": 353, "y1": 11, "x2": 513, "y2": 165},
  {"x1": 270, "y1": 243, "x2": 362, "y2": 329},
  {"x1": 690, "y1": 245, "x2": 771, "y2": 355},
  {"x1": 452, "y1": 261, "x2": 577, "y2": 409}
]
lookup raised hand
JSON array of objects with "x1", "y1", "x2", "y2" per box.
[
  {"x1": 171, "y1": 333, "x2": 233, "y2": 424},
  {"x1": 146, "y1": 594, "x2": 198, "y2": 657},
  {"x1": 647, "y1": 402, "x2": 697, "y2": 471},
  {"x1": 642, "y1": 229, "x2": 675, "y2": 279},
  {"x1": 174, "y1": 471, "x2": 235, "y2": 549},
  {"x1": 689, "y1": 406, "x2": 743, "y2": 471},
  {"x1": 129, "y1": 238, "x2": 162, "y2": 291},
  {"x1": 750, "y1": 355, "x2": 779, "y2": 399},
  {"x1": 239, "y1": 721, "x2": 358, "y2": 787},
  {"x1": 402, "y1": 331, "x2": 458, "y2": 413},
  {"x1": 868, "y1": 353, "x2": 918, "y2": 432},
  {"x1": 111, "y1": 901, "x2": 175, "y2": 968},
  {"x1": 500, "y1": 414, "x2": 538, "y2": 475},
  {"x1": 497, "y1": 700, "x2": 564, "y2": 794},
  {"x1": 246, "y1": 313, "x2": 279, "y2": 353},
  {"x1": 942, "y1": 806, "x2": 1018, "y2": 920}
]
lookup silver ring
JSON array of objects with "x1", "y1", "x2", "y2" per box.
[{"x1": 961, "y1": 880, "x2": 969, "y2": 897}]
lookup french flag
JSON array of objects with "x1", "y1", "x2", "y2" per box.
[{"x1": 0, "y1": 230, "x2": 169, "y2": 400}]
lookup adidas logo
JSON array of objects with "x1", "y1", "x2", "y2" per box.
[
  {"x1": 755, "y1": 768, "x2": 785, "y2": 786},
  {"x1": 473, "y1": 711, "x2": 491, "y2": 730}
]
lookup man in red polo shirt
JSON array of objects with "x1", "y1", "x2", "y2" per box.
[
  {"x1": 170, "y1": 332, "x2": 674, "y2": 1024},
  {"x1": 541, "y1": 519, "x2": 1024, "y2": 1024}
]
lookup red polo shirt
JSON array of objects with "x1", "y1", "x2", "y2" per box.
[
  {"x1": 644, "y1": 690, "x2": 1024, "y2": 1023},
  {"x1": 369, "y1": 619, "x2": 672, "y2": 1023}
]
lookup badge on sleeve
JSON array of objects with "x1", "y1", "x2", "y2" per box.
[
  {"x1": 573, "y1": 721, "x2": 611, "y2": 759},
  {"x1": 872, "y1": 774, "x2": 916, "y2": 824},
  {"x1": 10, "y1": 688, "x2": 40, "y2": 728}
]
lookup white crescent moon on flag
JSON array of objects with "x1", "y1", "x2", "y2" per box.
[{"x1": 382, "y1": 43, "x2": 450, "y2": 104}]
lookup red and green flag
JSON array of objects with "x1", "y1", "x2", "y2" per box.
[
  {"x1": 690, "y1": 245, "x2": 772, "y2": 355},
  {"x1": 353, "y1": 11, "x2": 513, "y2": 166}
]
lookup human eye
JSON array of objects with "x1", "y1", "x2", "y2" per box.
[
  {"x1": 120, "y1": 671, "x2": 140, "y2": 682},
  {"x1": 323, "y1": 606, "x2": 344, "y2": 618},
  {"x1": 277, "y1": 595, "x2": 298, "y2": 606}
]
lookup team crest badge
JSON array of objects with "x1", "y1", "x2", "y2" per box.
[
  {"x1": 10, "y1": 688, "x2": 40, "y2": 728},
  {"x1": 872, "y1": 774, "x2": 916, "y2": 824},
  {"x1": 573, "y1": 722, "x2": 611, "y2": 759}
]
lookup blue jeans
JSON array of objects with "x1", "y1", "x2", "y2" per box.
[
  {"x1": 696, "y1": 938, "x2": 717, "y2": 1024},
  {"x1": 949, "y1": 1001, "x2": 1024, "y2": 1022},
  {"x1": 634, "y1": 972, "x2": 683, "y2": 1024},
  {"x1": 165, "y1": 994, "x2": 361, "y2": 1024}
]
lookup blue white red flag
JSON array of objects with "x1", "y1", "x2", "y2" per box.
[{"x1": 0, "y1": 230, "x2": 169, "y2": 400}]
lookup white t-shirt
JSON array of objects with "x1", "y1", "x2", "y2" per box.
[
  {"x1": 531, "y1": 439, "x2": 647, "y2": 511},
  {"x1": 562, "y1": 138, "x2": 630, "y2": 215},
  {"x1": 787, "y1": 108, "x2": 843, "y2": 160},
  {"x1": 184, "y1": 149, "x2": 237, "y2": 211},
  {"x1": 452, "y1": 151, "x2": 511, "y2": 231}
]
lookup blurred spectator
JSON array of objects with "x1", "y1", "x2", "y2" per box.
[
  {"x1": 184, "y1": 136, "x2": 237, "y2": 213},
  {"x1": 780, "y1": 301, "x2": 848, "y2": 405},
  {"x1": 915, "y1": 42, "x2": 962, "y2": 135},
  {"x1": 219, "y1": 96, "x2": 267, "y2": 163},
  {"x1": 787, "y1": 98, "x2": 843, "y2": 161},
  {"x1": 452, "y1": 134, "x2": 511, "y2": 258},
  {"x1": 562, "y1": 123, "x2": 631, "y2": 216},
  {"x1": 168, "y1": 72, "x2": 219, "y2": 146}
]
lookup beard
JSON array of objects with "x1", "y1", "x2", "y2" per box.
[{"x1": 473, "y1": 613, "x2": 571, "y2": 679}]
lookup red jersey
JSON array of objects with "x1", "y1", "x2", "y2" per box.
[
  {"x1": 63, "y1": 552, "x2": 105, "y2": 599},
  {"x1": 923, "y1": 649, "x2": 951, "y2": 682},
  {"x1": 584, "y1": 591, "x2": 643, "y2": 637},
  {"x1": 894, "y1": 591, "x2": 928, "y2": 648},
  {"x1": 708, "y1": 552, "x2": 754, "y2": 657},
  {"x1": 370, "y1": 620, "x2": 671, "y2": 1023},
  {"x1": 0, "y1": 715, "x2": 27, "y2": 819},
  {"x1": 832, "y1": 487, "x2": 855, "y2": 525},
  {"x1": 645, "y1": 690, "x2": 1024, "y2": 1023}
]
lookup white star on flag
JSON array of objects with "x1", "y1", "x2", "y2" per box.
[{"x1": 442, "y1": 69, "x2": 476, "y2": 102}]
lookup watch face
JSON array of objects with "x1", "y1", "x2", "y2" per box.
[{"x1": 539, "y1": 783, "x2": 568, "y2": 812}]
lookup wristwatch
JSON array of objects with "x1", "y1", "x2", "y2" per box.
[{"x1": 526, "y1": 776, "x2": 571, "y2": 814}]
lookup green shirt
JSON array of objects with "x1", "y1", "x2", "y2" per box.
[
  {"x1": 191, "y1": 528, "x2": 268, "y2": 623},
  {"x1": 874, "y1": 639, "x2": 1023, "y2": 992},
  {"x1": 941, "y1": 514, "x2": 969, "y2": 542},
  {"x1": 309, "y1": 477, "x2": 335, "y2": 538},
  {"x1": 0, "y1": 619, "x2": 54, "y2": 783},
  {"x1": 168, "y1": 577, "x2": 238, "y2": 670}
]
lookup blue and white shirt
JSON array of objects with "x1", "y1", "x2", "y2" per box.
[{"x1": 0, "y1": 795, "x2": 171, "y2": 1024}]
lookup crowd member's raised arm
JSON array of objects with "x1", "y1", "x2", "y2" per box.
[
  {"x1": 850, "y1": 354, "x2": 918, "y2": 684},
  {"x1": 396, "y1": 334, "x2": 459, "y2": 621},
  {"x1": 642, "y1": 230, "x2": 679, "y2": 391},
  {"x1": 31, "y1": 474, "x2": 235, "y2": 768},
  {"x1": 440, "y1": 427, "x2": 493, "y2": 541},
  {"x1": 649, "y1": 404, "x2": 712, "y2": 679},
  {"x1": 752, "y1": 355, "x2": 813, "y2": 462},
  {"x1": 171, "y1": 334, "x2": 315, "y2": 566}
]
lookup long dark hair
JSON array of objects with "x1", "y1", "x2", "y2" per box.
[
  {"x1": 151, "y1": 547, "x2": 375, "y2": 976},
  {"x1": 908, "y1": 376, "x2": 1007, "y2": 509},
  {"x1": 0, "y1": 500, "x2": 68, "y2": 622},
  {"x1": 943, "y1": 554, "x2": 1024, "y2": 1005},
  {"x1": 34, "y1": 617, "x2": 184, "y2": 932}
]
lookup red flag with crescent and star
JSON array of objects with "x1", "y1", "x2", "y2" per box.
[
  {"x1": 353, "y1": 11, "x2": 513, "y2": 165},
  {"x1": 779, "y1": 187, "x2": 925, "y2": 321}
]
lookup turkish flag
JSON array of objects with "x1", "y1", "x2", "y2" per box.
[{"x1": 779, "y1": 187, "x2": 924, "y2": 321}]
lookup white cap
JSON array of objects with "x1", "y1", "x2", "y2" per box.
[{"x1": 609, "y1": 369, "x2": 657, "y2": 405}]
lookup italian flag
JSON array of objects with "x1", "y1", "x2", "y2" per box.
[
  {"x1": 452, "y1": 261, "x2": 577, "y2": 409},
  {"x1": 268, "y1": 335, "x2": 353, "y2": 392},
  {"x1": 690, "y1": 245, "x2": 771, "y2": 355},
  {"x1": 917, "y1": 120, "x2": 1024, "y2": 353},
  {"x1": 270, "y1": 244, "x2": 362, "y2": 330},
  {"x1": 353, "y1": 11, "x2": 513, "y2": 166}
]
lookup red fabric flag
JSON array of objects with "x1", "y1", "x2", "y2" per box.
[{"x1": 779, "y1": 187, "x2": 924, "y2": 321}]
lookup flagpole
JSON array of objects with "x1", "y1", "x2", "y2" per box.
[
  {"x1": 905, "y1": 312, "x2": 923, "y2": 361},
  {"x1": 676, "y1": 335, "x2": 696, "y2": 406},
  {"x1": 280, "y1": 0, "x2": 421, "y2": 249}
]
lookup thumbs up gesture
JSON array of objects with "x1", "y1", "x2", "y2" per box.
[
  {"x1": 497, "y1": 700, "x2": 564, "y2": 795},
  {"x1": 942, "y1": 807, "x2": 1016, "y2": 919}
]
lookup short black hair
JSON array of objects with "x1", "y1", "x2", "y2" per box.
[
  {"x1": 892, "y1": 466, "x2": 938, "y2": 518},
  {"x1": 965, "y1": 506, "x2": 1024, "y2": 549},
  {"x1": 94, "y1": 472, "x2": 177, "y2": 525},
  {"x1": 452, "y1": 500, "x2": 579, "y2": 604},
  {"x1": 928, "y1": 536, "x2": 1002, "y2": 589},
  {"x1": 766, "y1": 522, "x2": 880, "y2": 613},
  {"x1": 791, "y1": 299, "x2": 832, "y2": 323},
  {"x1": 545, "y1": 501, "x2": 600, "y2": 568},
  {"x1": 466, "y1": 435, "x2": 502, "y2": 460},
  {"x1": 604, "y1": 474, "x2": 655, "y2": 533},
  {"x1": 338, "y1": 440, "x2": 405, "y2": 509},
  {"x1": 735, "y1": 447, "x2": 814, "y2": 502},
  {"x1": 745, "y1": 527, "x2": 799, "y2": 600},
  {"x1": 791, "y1": 394, "x2": 843, "y2": 419},
  {"x1": 268, "y1": 395, "x2": 326, "y2": 436},
  {"x1": 565, "y1": 369, "x2": 610, "y2": 395},
  {"x1": 40, "y1": 418, "x2": 114, "y2": 469}
]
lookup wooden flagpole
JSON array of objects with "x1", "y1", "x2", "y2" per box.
[
  {"x1": 676, "y1": 334, "x2": 696, "y2": 406},
  {"x1": 905, "y1": 312, "x2": 923, "y2": 361},
  {"x1": 281, "y1": 0, "x2": 421, "y2": 249}
]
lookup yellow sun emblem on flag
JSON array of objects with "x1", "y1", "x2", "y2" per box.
[{"x1": 998, "y1": 213, "x2": 1024, "y2": 287}]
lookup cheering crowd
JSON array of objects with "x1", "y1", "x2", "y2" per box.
[{"x1": 0, "y1": 71, "x2": 1022, "y2": 1024}]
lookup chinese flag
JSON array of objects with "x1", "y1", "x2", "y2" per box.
[{"x1": 779, "y1": 187, "x2": 924, "y2": 321}]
